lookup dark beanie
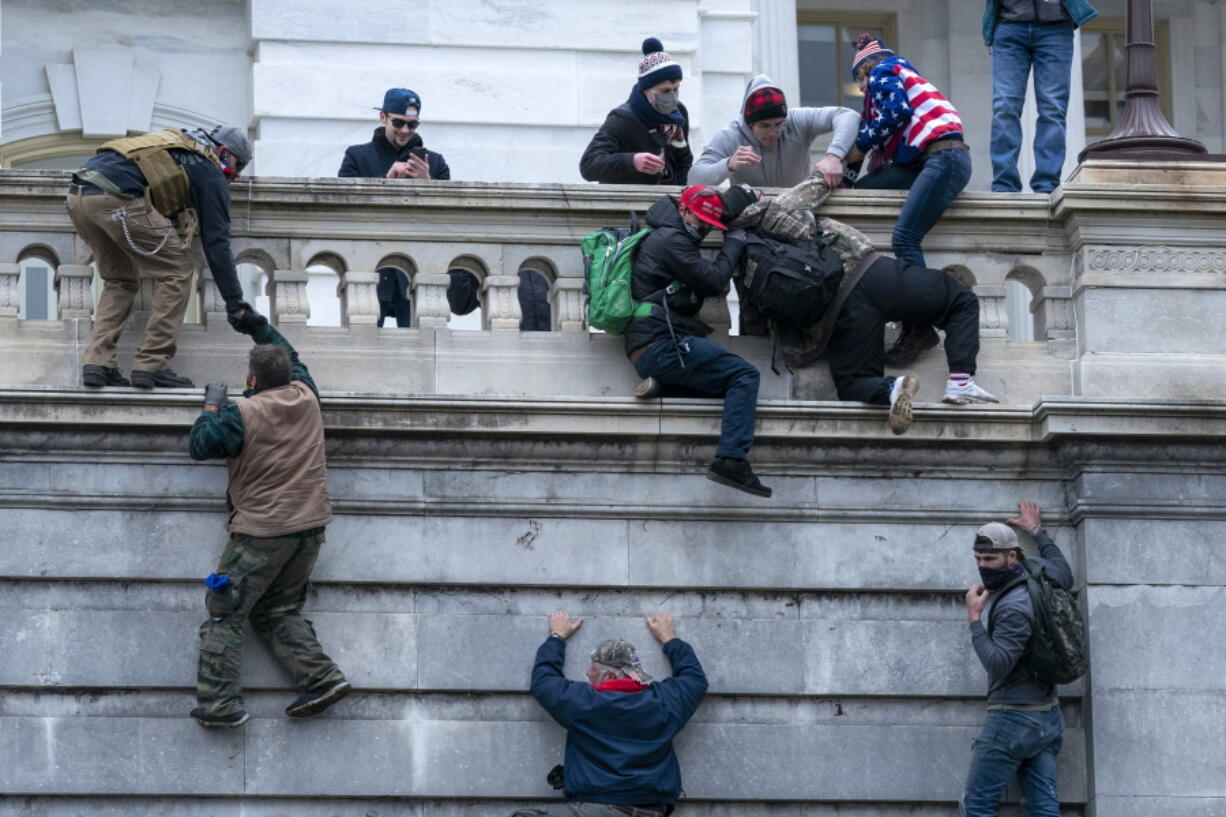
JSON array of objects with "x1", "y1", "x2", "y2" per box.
[
  {"x1": 744, "y1": 86, "x2": 787, "y2": 124},
  {"x1": 638, "y1": 38, "x2": 683, "y2": 91},
  {"x1": 720, "y1": 184, "x2": 759, "y2": 223}
]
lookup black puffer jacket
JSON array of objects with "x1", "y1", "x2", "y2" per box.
[
  {"x1": 624, "y1": 196, "x2": 744, "y2": 356},
  {"x1": 338, "y1": 128, "x2": 451, "y2": 179},
  {"x1": 579, "y1": 104, "x2": 692, "y2": 185}
]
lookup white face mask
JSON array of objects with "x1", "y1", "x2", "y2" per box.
[{"x1": 650, "y1": 90, "x2": 679, "y2": 115}]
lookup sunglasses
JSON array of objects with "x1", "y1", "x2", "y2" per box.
[{"x1": 389, "y1": 117, "x2": 420, "y2": 131}]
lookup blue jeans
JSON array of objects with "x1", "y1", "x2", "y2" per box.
[
  {"x1": 961, "y1": 707, "x2": 1065, "y2": 817},
  {"x1": 990, "y1": 21, "x2": 1075, "y2": 192},
  {"x1": 855, "y1": 147, "x2": 971, "y2": 269},
  {"x1": 634, "y1": 336, "x2": 759, "y2": 460}
]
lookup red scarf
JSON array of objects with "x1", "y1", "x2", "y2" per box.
[{"x1": 594, "y1": 678, "x2": 649, "y2": 693}]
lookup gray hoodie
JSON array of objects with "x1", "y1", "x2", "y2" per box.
[{"x1": 688, "y1": 75, "x2": 859, "y2": 189}]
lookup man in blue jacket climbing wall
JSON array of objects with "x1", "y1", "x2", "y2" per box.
[{"x1": 512, "y1": 610, "x2": 709, "y2": 816}]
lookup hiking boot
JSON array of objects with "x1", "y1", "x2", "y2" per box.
[
  {"x1": 634, "y1": 377, "x2": 662, "y2": 399},
  {"x1": 888, "y1": 373, "x2": 920, "y2": 436},
  {"x1": 286, "y1": 679, "x2": 351, "y2": 718},
  {"x1": 131, "y1": 368, "x2": 194, "y2": 389},
  {"x1": 706, "y1": 457, "x2": 772, "y2": 498},
  {"x1": 884, "y1": 324, "x2": 939, "y2": 367},
  {"x1": 82, "y1": 364, "x2": 131, "y2": 388},
  {"x1": 190, "y1": 707, "x2": 249, "y2": 728},
  {"x1": 943, "y1": 378, "x2": 1000, "y2": 405}
]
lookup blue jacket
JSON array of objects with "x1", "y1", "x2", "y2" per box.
[
  {"x1": 338, "y1": 127, "x2": 451, "y2": 179},
  {"x1": 983, "y1": 0, "x2": 1098, "y2": 45},
  {"x1": 530, "y1": 635, "x2": 708, "y2": 806}
]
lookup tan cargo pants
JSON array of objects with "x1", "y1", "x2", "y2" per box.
[{"x1": 66, "y1": 190, "x2": 194, "y2": 372}]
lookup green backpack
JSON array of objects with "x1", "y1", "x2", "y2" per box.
[
  {"x1": 580, "y1": 214, "x2": 654, "y2": 334},
  {"x1": 989, "y1": 558, "x2": 1089, "y2": 685}
]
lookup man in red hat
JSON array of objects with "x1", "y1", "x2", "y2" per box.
[{"x1": 623, "y1": 185, "x2": 770, "y2": 498}]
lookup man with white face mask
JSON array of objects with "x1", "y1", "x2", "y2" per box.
[{"x1": 580, "y1": 38, "x2": 693, "y2": 185}]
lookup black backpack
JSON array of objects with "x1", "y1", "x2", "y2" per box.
[
  {"x1": 989, "y1": 559, "x2": 1089, "y2": 685},
  {"x1": 743, "y1": 230, "x2": 845, "y2": 330}
]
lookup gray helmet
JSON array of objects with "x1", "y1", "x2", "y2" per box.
[{"x1": 208, "y1": 124, "x2": 253, "y2": 168}]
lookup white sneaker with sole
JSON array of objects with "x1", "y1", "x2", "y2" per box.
[
  {"x1": 942, "y1": 378, "x2": 999, "y2": 405},
  {"x1": 888, "y1": 373, "x2": 920, "y2": 435}
]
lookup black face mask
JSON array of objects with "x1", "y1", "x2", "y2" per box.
[
  {"x1": 684, "y1": 221, "x2": 710, "y2": 242},
  {"x1": 979, "y1": 564, "x2": 1022, "y2": 591}
]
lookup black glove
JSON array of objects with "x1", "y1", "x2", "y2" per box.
[
  {"x1": 227, "y1": 303, "x2": 269, "y2": 336},
  {"x1": 203, "y1": 382, "x2": 229, "y2": 409},
  {"x1": 546, "y1": 764, "x2": 564, "y2": 790}
]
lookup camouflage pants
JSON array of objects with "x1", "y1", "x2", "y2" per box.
[{"x1": 196, "y1": 528, "x2": 345, "y2": 716}]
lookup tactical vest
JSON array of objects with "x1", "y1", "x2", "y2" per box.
[{"x1": 97, "y1": 129, "x2": 221, "y2": 219}]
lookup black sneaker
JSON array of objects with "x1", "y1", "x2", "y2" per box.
[
  {"x1": 634, "y1": 377, "x2": 661, "y2": 399},
  {"x1": 286, "y1": 679, "x2": 351, "y2": 718},
  {"x1": 82, "y1": 364, "x2": 131, "y2": 388},
  {"x1": 884, "y1": 324, "x2": 939, "y2": 367},
  {"x1": 190, "y1": 707, "x2": 249, "y2": 728},
  {"x1": 131, "y1": 368, "x2": 194, "y2": 389},
  {"x1": 706, "y1": 457, "x2": 772, "y2": 498}
]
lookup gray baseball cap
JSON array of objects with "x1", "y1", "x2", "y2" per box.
[
  {"x1": 208, "y1": 124, "x2": 253, "y2": 168},
  {"x1": 973, "y1": 522, "x2": 1020, "y2": 551}
]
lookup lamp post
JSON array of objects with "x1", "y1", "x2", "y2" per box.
[{"x1": 1078, "y1": 0, "x2": 1205, "y2": 161}]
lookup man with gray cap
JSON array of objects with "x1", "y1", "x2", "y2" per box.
[
  {"x1": 338, "y1": 88, "x2": 450, "y2": 180},
  {"x1": 515, "y1": 610, "x2": 708, "y2": 816},
  {"x1": 961, "y1": 500, "x2": 1073, "y2": 816},
  {"x1": 68, "y1": 124, "x2": 255, "y2": 389}
]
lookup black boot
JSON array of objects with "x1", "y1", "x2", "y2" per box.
[
  {"x1": 286, "y1": 679, "x2": 352, "y2": 718},
  {"x1": 884, "y1": 324, "x2": 939, "y2": 367},
  {"x1": 82, "y1": 364, "x2": 131, "y2": 388},
  {"x1": 131, "y1": 368, "x2": 195, "y2": 389},
  {"x1": 190, "y1": 707, "x2": 249, "y2": 728},
  {"x1": 706, "y1": 457, "x2": 772, "y2": 498}
]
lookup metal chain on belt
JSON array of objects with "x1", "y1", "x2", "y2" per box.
[{"x1": 111, "y1": 206, "x2": 175, "y2": 257}]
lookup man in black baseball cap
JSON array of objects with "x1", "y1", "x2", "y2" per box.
[{"x1": 338, "y1": 87, "x2": 450, "y2": 180}]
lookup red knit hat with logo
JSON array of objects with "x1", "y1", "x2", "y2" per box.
[{"x1": 679, "y1": 186, "x2": 727, "y2": 230}]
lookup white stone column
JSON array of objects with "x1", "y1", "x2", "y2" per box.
[
  {"x1": 412, "y1": 273, "x2": 452, "y2": 328},
  {"x1": 482, "y1": 274, "x2": 522, "y2": 331},
  {"x1": 751, "y1": 0, "x2": 799, "y2": 104},
  {"x1": 974, "y1": 284, "x2": 1008, "y2": 338},
  {"x1": 339, "y1": 271, "x2": 380, "y2": 327},
  {"x1": 197, "y1": 268, "x2": 230, "y2": 328},
  {"x1": 552, "y1": 278, "x2": 584, "y2": 332},
  {"x1": 0, "y1": 264, "x2": 20, "y2": 319},
  {"x1": 269, "y1": 268, "x2": 310, "y2": 325},
  {"x1": 54, "y1": 265, "x2": 94, "y2": 319}
]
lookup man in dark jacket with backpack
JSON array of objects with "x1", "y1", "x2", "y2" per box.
[
  {"x1": 626, "y1": 186, "x2": 770, "y2": 498},
  {"x1": 512, "y1": 610, "x2": 707, "y2": 817},
  {"x1": 962, "y1": 500, "x2": 1074, "y2": 816}
]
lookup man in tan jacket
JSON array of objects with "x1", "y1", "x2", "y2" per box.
[{"x1": 187, "y1": 307, "x2": 348, "y2": 727}]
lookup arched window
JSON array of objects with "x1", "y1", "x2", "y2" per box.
[{"x1": 18, "y1": 254, "x2": 59, "y2": 320}]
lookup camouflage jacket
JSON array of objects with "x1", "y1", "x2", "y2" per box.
[{"x1": 731, "y1": 177, "x2": 877, "y2": 369}]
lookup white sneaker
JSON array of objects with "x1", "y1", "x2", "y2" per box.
[
  {"x1": 943, "y1": 378, "x2": 999, "y2": 405},
  {"x1": 888, "y1": 373, "x2": 920, "y2": 435}
]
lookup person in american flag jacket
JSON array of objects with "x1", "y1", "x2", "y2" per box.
[{"x1": 845, "y1": 33, "x2": 972, "y2": 370}]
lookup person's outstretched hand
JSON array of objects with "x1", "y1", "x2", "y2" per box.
[
  {"x1": 1007, "y1": 500, "x2": 1043, "y2": 534},
  {"x1": 549, "y1": 610, "x2": 583, "y2": 640},
  {"x1": 646, "y1": 612, "x2": 677, "y2": 644},
  {"x1": 227, "y1": 304, "x2": 269, "y2": 336}
]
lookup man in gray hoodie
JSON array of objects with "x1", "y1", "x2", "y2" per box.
[
  {"x1": 962, "y1": 500, "x2": 1074, "y2": 816},
  {"x1": 689, "y1": 75, "x2": 859, "y2": 190}
]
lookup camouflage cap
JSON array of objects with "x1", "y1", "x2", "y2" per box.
[{"x1": 591, "y1": 639, "x2": 652, "y2": 683}]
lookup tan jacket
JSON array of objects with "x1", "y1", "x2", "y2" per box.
[{"x1": 227, "y1": 382, "x2": 332, "y2": 537}]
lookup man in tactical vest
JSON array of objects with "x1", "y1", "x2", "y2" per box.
[
  {"x1": 67, "y1": 124, "x2": 255, "y2": 389},
  {"x1": 961, "y1": 500, "x2": 1073, "y2": 816},
  {"x1": 186, "y1": 307, "x2": 349, "y2": 728}
]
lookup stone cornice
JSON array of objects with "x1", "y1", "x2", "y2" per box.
[{"x1": 3, "y1": 388, "x2": 1224, "y2": 445}]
